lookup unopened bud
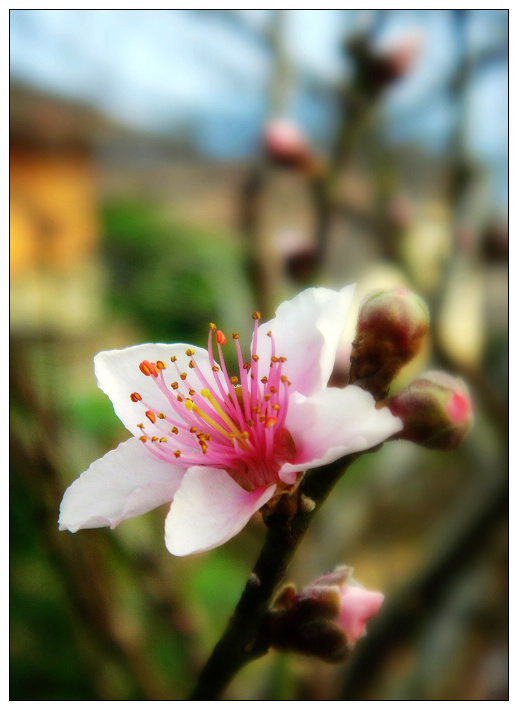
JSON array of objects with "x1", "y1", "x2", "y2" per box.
[
  {"x1": 263, "y1": 118, "x2": 318, "y2": 173},
  {"x1": 347, "y1": 31, "x2": 422, "y2": 96},
  {"x1": 350, "y1": 288, "x2": 429, "y2": 400},
  {"x1": 268, "y1": 568, "x2": 384, "y2": 663},
  {"x1": 389, "y1": 371, "x2": 473, "y2": 449}
]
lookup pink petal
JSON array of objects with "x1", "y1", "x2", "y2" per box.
[
  {"x1": 164, "y1": 467, "x2": 276, "y2": 556},
  {"x1": 256, "y1": 286, "x2": 355, "y2": 397},
  {"x1": 280, "y1": 385, "x2": 403, "y2": 476},
  {"x1": 59, "y1": 438, "x2": 185, "y2": 532},
  {"x1": 94, "y1": 343, "x2": 219, "y2": 437},
  {"x1": 339, "y1": 585, "x2": 384, "y2": 642}
]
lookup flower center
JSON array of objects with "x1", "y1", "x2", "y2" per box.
[{"x1": 130, "y1": 313, "x2": 296, "y2": 491}]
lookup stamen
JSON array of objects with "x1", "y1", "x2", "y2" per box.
[
  {"x1": 146, "y1": 410, "x2": 156, "y2": 424},
  {"x1": 130, "y1": 392, "x2": 142, "y2": 402},
  {"x1": 139, "y1": 360, "x2": 159, "y2": 377}
]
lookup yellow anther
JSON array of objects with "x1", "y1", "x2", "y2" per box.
[
  {"x1": 180, "y1": 373, "x2": 187, "y2": 380},
  {"x1": 158, "y1": 413, "x2": 166, "y2": 419},
  {"x1": 139, "y1": 435, "x2": 147, "y2": 443},
  {"x1": 170, "y1": 355, "x2": 177, "y2": 362},
  {"x1": 232, "y1": 332, "x2": 239, "y2": 339},
  {"x1": 185, "y1": 348, "x2": 195, "y2": 357},
  {"x1": 230, "y1": 376, "x2": 238, "y2": 385},
  {"x1": 159, "y1": 437, "x2": 167, "y2": 443},
  {"x1": 190, "y1": 426, "x2": 197, "y2": 433},
  {"x1": 209, "y1": 322, "x2": 216, "y2": 331},
  {"x1": 252, "y1": 311, "x2": 260, "y2": 320},
  {"x1": 152, "y1": 436, "x2": 158, "y2": 442},
  {"x1": 252, "y1": 355, "x2": 259, "y2": 362},
  {"x1": 137, "y1": 423, "x2": 145, "y2": 430},
  {"x1": 185, "y1": 399, "x2": 194, "y2": 411},
  {"x1": 171, "y1": 381, "x2": 179, "y2": 390},
  {"x1": 174, "y1": 450, "x2": 181, "y2": 458},
  {"x1": 212, "y1": 365, "x2": 220, "y2": 372},
  {"x1": 156, "y1": 360, "x2": 166, "y2": 370},
  {"x1": 171, "y1": 426, "x2": 178, "y2": 434},
  {"x1": 188, "y1": 360, "x2": 195, "y2": 369}
]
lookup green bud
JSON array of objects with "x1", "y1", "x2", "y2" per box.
[
  {"x1": 389, "y1": 371, "x2": 473, "y2": 449},
  {"x1": 349, "y1": 288, "x2": 429, "y2": 400}
]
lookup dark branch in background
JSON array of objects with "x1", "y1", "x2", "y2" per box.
[{"x1": 339, "y1": 466, "x2": 507, "y2": 699}]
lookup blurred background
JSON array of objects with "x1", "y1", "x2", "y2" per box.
[{"x1": 10, "y1": 9, "x2": 508, "y2": 701}]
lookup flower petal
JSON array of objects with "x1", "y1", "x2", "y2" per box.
[
  {"x1": 94, "y1": 343, "x2": 220, "y2": 437},
  {"x1": 339, "y1": 585, "x2": 384, "y2": 642},
  {"x1": 256, "y1": 286, "x2": 355, "y2": 397},
  {"x1": 59, "y1": 438, "x2": 185, "y2": 532},
  {"x1": 279, "y1": 385, "x2": 403, "y2": 476},
  {"x1": 164, "y1": 467, "x2": 276, "y2": 556}
]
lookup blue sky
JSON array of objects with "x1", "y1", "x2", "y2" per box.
[{"x1": 10, "y1": 10, "x2": 508, "y2": 204}]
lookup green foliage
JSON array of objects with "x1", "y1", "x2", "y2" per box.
[{"x1": 101, "y1": 201, "x2": 248, "y2": 346}]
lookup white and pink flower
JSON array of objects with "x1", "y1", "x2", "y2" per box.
[{"x1": 59, "y1": 286, "x2": 402, "y2": 556}]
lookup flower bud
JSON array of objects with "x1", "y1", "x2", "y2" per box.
[
  {"x1": 263, "y1": 118, "x2": 316, "y2": 172},
  {"x1": 347, "y1": 31, "x2": 422, "y2": 95},
  {"x1": 350, "y1": 288, "x2": 430, "y2": 400},
  {"x1": 389, "y1": 371, "x2": 473, "y2": 449},
  {"x1": 269, "y1": 568, "x2": 384, "y2": 663}
]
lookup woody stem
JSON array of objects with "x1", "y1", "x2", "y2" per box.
[{"x1": 188, "y1": 452, "x2": 360, "y2": 700}]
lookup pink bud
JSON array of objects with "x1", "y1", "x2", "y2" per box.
[
  {"x1": 350, "y1": 288, "x2": 430, "y2": 400},
  {"x1": 389, "y1": 370, "x2": 473, "y2": 449},
  {"x1": 263, "y1": 118, "x2": 313, "y2": 170},
  {"x1": 376, "y1": 31, "x2": 423, "y2": 81},
  {"x1": 338, "y1": 583, "x2": 384, "y2": 643},
  {"x1": 269, "y1": 567, "x2": 385, "y2": 662}
]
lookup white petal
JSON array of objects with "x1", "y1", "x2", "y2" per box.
[
  {"x1": 94, "y1": 342, "x2": 220, "y2": 437},
  {"x1": 280, "y1": 385, "x2": 403, "y2": 475},
  {"x1": 59, "y1": 438, "x2": 185, "y2": 532},
  {"x1": 164, "y1": 467, "x2": 276, "y2": 556},
  {"x1": 256, "y1": 286, "x2": 355, "y2": 397}
]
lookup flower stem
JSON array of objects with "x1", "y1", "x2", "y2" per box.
[{"x1": 188, "y1": 453, "x2": 359, "y2": 700}]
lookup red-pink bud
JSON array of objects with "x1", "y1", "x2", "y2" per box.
[
  {"x1": 389, "y1": 370, "x2": 473, "y2": 449},
  {"x1": 350, "y1": 288, "x2": 430, "y2": 400},
  {"x1": 263, "y1": 118, "x2": 315, "y2": 171},
  {"x1": 269, "y1": 567, "x2": 384, "y2": 662}
]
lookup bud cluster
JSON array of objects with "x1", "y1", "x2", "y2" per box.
[
  {"x1": 349, "y1": 288, "x2": 473, "y2": 450},
  {"x1": 268, "y1": 567, "x2": 384, "y2": 663}
]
